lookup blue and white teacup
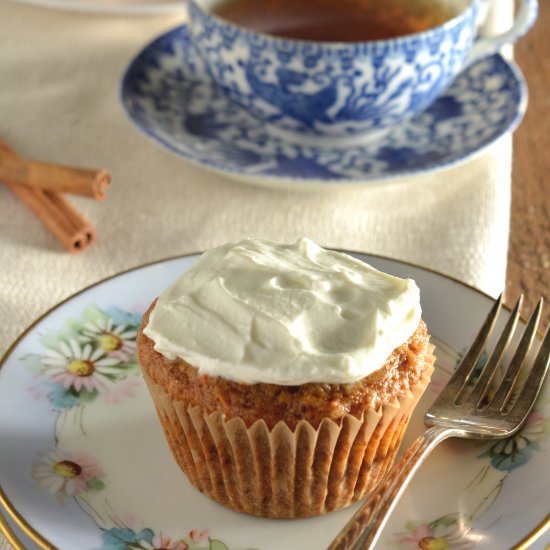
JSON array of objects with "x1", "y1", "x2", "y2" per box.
[{"x1": 188, "y1": 0, "x2": 537, "y2": 145}]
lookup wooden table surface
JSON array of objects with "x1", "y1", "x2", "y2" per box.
[{"x1": 509, "y1": 0, "x2": 550, "y2": 329}]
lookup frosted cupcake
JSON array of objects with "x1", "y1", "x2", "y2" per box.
[{"x1": 137, "y1": 238, "x2": 434, "y2": 518}]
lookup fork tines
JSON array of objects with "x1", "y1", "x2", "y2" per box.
[{"x1": 436, "y1": 294, "x2": 550, "y2": 426}]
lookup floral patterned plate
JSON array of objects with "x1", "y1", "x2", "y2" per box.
[{"x1": 0, "y1": 254, "x2": 548, "y2": 550}]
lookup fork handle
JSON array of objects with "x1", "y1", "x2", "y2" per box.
[{"x1": 327, "y1": 426, "x2": 458, "y2": 550}]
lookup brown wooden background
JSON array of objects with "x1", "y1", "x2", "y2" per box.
[{"x1": 509, "y1": 0, "x2": 549, "y2": 329}]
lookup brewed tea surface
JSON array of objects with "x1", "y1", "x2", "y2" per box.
[{"x1": 212, "y1": 0, "x2": 458, "y2": 42}]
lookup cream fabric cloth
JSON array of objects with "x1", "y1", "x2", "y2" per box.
[{"x1": 0, "y1": 1, "x2": 513, "y2": 548}]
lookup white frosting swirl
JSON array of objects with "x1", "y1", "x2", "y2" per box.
[{"x1": 144, "y1": 238, "x2": 421, "y2": 385}]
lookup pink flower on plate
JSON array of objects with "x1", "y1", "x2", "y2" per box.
[
  {"x1": 189, "y1": 529, "x2": 209, "y2": 543},
  {"x1": 102, "y1": 376, "x2": 141, "y2": 405},
  {"x1": 32, "y1": 449, "x2": 104, "y2": 499},
  {"x1": 81, "y1": 317, "x2": 137, "y2": 362},
  {"x1": 28, "y1": 383, "x2": 51, "y2": 401},
  {"x1": 40, "y1": 338, "x2": 121, "y2": 393},
  {"x1": 396, "y1": 514, "x2": 478, "y2": 550},
  {"x1": 428, "y1": 374, "x2": 450, "y2": 395},
  {"x1": 400, "y1": 524, "x2": 436, "y2": 548},
  {"x1": 150, "y1": 534, "x2": 189, "y2": 550}
]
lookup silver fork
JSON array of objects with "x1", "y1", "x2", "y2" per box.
[{"x1": 328, "y1": 294, "x2": 550, "y2": 550}]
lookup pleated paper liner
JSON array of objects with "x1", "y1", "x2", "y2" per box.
[{"x1": 141, "y1": 351, "x2": 434, "y2": 519}]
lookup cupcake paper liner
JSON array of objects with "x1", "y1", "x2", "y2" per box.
[{"x1": 141, "y1": 351, "x2": 434, "y2": 519}]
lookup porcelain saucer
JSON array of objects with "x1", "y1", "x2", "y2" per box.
[{"x1": 121, "y1": 25, "x2": 527, "y2": 186}]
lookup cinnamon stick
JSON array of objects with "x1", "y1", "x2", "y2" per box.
[
  {"x1": 0, "y1": 141, "x2": 96, "y2": 253},
  {"x1": 7, "y1": 183, "x2": 96, "y2": 252},
  {"x1": 0, "y1": 141, "x2": 111, "y2": 200}
]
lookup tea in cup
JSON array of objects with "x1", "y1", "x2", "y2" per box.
[{"x1": 188, "y1": 0, "x2": 537, "y2": 145}]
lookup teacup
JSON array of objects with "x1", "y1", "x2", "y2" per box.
[{"x1": 188, "y1": 0, "x2": 537, "y2": 146}]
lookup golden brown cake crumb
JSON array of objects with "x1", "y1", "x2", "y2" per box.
[{"x1": 138, "y1": 302, "x2": 431, "y2": 430}]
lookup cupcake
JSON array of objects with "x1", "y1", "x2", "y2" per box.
[{"x1": 137, "y1": 238, "x2": 434, "y2": 518}]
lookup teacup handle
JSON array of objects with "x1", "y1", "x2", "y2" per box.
[{"x1": 464, "y1": 0, "x2": 538, "y2": 67}]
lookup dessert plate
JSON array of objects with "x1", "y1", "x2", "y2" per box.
[
  {"x1": 1, "y1": 254, "x2": 549, "y2": 550},
  {"x1": 121, "y1": 26, "x2": 527, "y2": 186}
]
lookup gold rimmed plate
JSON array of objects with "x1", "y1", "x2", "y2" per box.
[{"x1": 1, "y1": 253, "x2": 548, "y2": 549}]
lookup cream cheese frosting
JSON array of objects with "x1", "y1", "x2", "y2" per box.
[{"x1": 144, "y1": 238, "x2": 421, "y2": 385}]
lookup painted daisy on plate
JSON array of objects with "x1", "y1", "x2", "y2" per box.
[
  {"x1": 394, "y1": 513, "x2": 478, "y2": 550},
  {"x1": 22, "y1": 305, "x2": 143, "y2": 409},
  {"x1": 100, "y1": 525, "x2": 231, "y2": 550},
  {"x1": 80, "y1": 315, "x2": 138, "y2": 363},
  {"x1": 32, "y1": 449, "x2": 104, "y2": 501},
  {"x1": 41, "y1": 338, "x2": 122, "y2": 393}
]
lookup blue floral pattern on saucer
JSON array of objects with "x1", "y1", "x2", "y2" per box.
[{"x1": 121, "y1": 26, "x2": 526, "y2": 185}]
